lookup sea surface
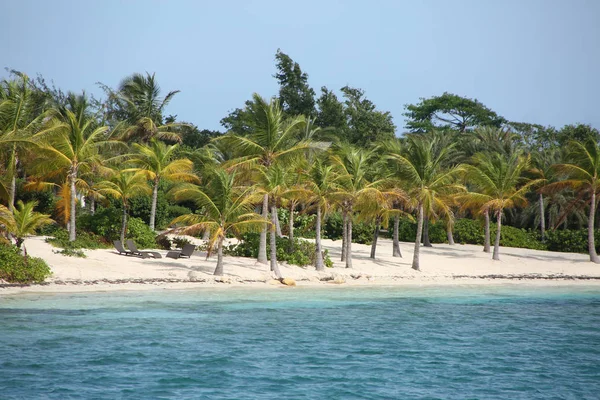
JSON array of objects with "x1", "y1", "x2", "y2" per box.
[{"x1": 1, "y1": 285, "x2": 599, "y2": 399}]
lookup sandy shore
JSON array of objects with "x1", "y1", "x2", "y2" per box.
[{"x1": 1, "y1": 235, "x2": 599, "y2": 295}]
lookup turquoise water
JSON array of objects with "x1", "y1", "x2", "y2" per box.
[{"x1": 1, "y1": 285, "x2": 600, "y2": 399}]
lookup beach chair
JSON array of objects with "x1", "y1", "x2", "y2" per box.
[
  {"x1": 166, "y1": 243, "x2": 196, "y2": 259},
  {"x1": 114, "y1": 240, "x2": 133, "y2": 256},
  {"x1": 126, "y1": 239, "x2": 163, "y2": 259}
]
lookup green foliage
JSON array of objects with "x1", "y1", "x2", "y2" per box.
[
  {"x1": 226, "y1": 233, "x2": 333, "y2": 268},
  {"x1": 499, "y1": 225, "x2": 546, "y2": 250},
  {"x1": 545, "y1": 229, "x2": 600, "y2": 254},
  {"x1": 126, "y1": 217, "x2": 157, "y2": 249},
  {"x1": 172, "y1": 236, "x2": 192, "y2": 248},
  {"x1": 166, "y1": 204, "x2": 192, "y2": 222},
  {"x1": 46, "y1": 228, "x2": 110, "y2": 250},
  {"x1": 0, "y1": 244, "x2": 51, "y2": 284},
  {"x1": 453, "y1": 219, "x2": 485, "y2": 245},
  {"x1": 78, "y1": 208, "x2": 122, "y2": 239},
  {"x1": 275, "y1": 49, "x2": 316, "y2": 118},
  {"x1": 53, "y1": 248, "x2": 86, "y2": 258},
  {"x1": 323, "y1": 212, "x2": 375, "y2": 244},
  {"x1": 128, "y1": 191, "x2": 169, "y2": 229},
  {"x1": 388, "y1": 218, "x2": 446, "y2": 244}
]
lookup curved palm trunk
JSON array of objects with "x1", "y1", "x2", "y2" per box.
[
  {"x1": 412, "y1": 203, "x2": 424, "y2": 271},
  {"x1": 315, "y1": 205, "x2": 324, "y2": 271},
  {"x1": 346, "y1": 212, "x2": 353, "y2": 269},
  {"x1": 270, "y1": 205, "x2": 283, "y2": 278},
  {"x1": 370, "y1": 217, "x2": 380, "y2": 259},
  {"x1": 69, "y1": 171, "x2": 77, "y2": 242},
  {"x1": 423, "y1": 218, "x2": 432, "y2": 247},
  {"x1": 149, "y1": 178, "x2": 159, "y2": 231},
  {"x1": 393, "y1": 215, "x2": 402, "y2": 257},
  {"x1": 492, "y1": 210, "x2": 502, "y2": 261},
  {"x1": 274, "y1": 206, "x2": 283, "y2": 238},
  {"x1": 258, "y1": 194, "x2": 268, "y2": 264},
  {"x1": 120, "y1": 203, "x2": 128, "y2": 243},
  {"x1": 483, "y1": 210, "x2": 491, "y2": 253},
  {"x1": 539, "y1": 193, "x2": 545, "y2": 242},
  {"x1": 341, "y1": 209, "x2": 347, "y2": 262},
  {"x1": 288, "y1": 202, "x2": 295, "y2": 252},
  {"x1": 588, "y1": 191, "x2": 600, "y2": 263},
  {"x1": 447, "y1": 223, "x2": 455, "y2": 245},
  {"x1": 213, "y1": 237, "x2": 224, "y2": 276}
]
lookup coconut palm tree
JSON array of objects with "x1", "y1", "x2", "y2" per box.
[
  {"x1": 170, "y1": 168, "x2": 265, "y2": 276},
  {"x1": 547, "y1": 140, "x2": 600, "y2": 263},
  {"x1": 0, "y1": 73, "x2": 47, "y2": 211},
  {"x1": 97, "y1": 171, "x2": 151, "y2": 242},
  {"x1": 216, "y1": 93, "x2": 307, "y2": 265},
  {"x1": 529, "y1": 148, "x2": 560, "y2": 241},
  {"x1": 32, "y1": 94, "x2": 121, "y2": 241},
  {"x1": 387, "y1": 135, "x2": 464, "y2": 271},
  {"x1": 4, "y1": 201, "x2": 53, "y2": 255},
  {"x1": 127, "y1": 139, "x2": 198, "y2": 230},
  {"x1": 463, "y1": 152, "x2": 539, "y2": 261},
  {"x1": 103, "y1": 72, "x2": 182, "y2": 143}
]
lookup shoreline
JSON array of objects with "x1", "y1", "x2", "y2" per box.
[{"x1": 2, "y1": 235, "x2": 600, "y2": 296}]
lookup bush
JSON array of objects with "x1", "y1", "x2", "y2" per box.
[
  {"x1": 545, "y1": 229, "x2": 599, "y2": 254},
  {"x1": 172, "y1": 236, "x2": 192, "y2": 249},
  {"x1": 128, "y1": 191, "x2": 170, "y2": 229},
  {"x1": 53, "y1": 248, "x2": 86, "y2": 258},
  {"x1": 453, "y1": 219, "x2": 485, "y2": 245},
  {"x1": 166, "y1": 205, "x2": 192, "y2": 224},
  {"x1": 225, "y1": 233, "x2": 333, "y2": 268},
  {"x1": 387, "y1": 218, "x2": 447, "y2": 244},
  {"x1": 78, "y1": 207, "x2": 122, "y2": 239},
  {"x1": 46, "y1": 228, "x2": 110, "y2": 250},
  {"x1": 499, "y1": 225, "x2": 546, "y2": 250},
  {"x1": 324, "y1": 212, "x2": 375, "y2": 244},
  {"x1": 126, "y1": 217, "x2": 157, "y2": 249},
  {"x1": 155, "y1": 235, "x2": 172, "y2": 250},
  {"x1": 0, "y1": 244, "x2": 51, "y2": 283}
]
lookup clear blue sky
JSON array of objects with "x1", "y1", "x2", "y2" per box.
[{"x1": 2, "y1": 0, "x2": 598, "y2": 133}]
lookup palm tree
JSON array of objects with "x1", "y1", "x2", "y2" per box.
[
  {"x1": 170, "y1": 168, "x2": 265, "y2": 276},
  {"x1": 463, "y1": 152, "x2": 538, "y2": 260},
  {"x1": 0, "y1": 73, "x2": 47, "y2": 211},
  {"x1": 387, "y1": 135, "x2": 464, "y2": 271},
  {"x1": 216, "y1": 93, "x2": 307, "y2": 265},
  {"x1": 97, "y1": 171, "x2": 151, "y2": 242},
  {"x1": 548, "y1": 140, "x2": 600, "y2": 263},
  {"x1": 32, "y1": 94, "x2": 120, "y2": 241},
  {"x1": 529, "y1": 148, "x2": 560, "y2": 241},
  {"x1": 104, "y1": 72, "x2": 182, "y2": 143},
  {"x1": 127, "y1": 139, "x2": 198, "y2": 230},
  {"x1": 4, "y1": 201, "x2": 53, "y2": 255}
]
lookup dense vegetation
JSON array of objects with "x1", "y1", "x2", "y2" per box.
[{"x1": 1, "y1": 50, "x2": 599, "y2": 280}]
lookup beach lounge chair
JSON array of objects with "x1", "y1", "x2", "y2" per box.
[
  {"x1": 126, "y1": 239, "x2": 163, "y2": 259},
  {"x1": 166, "y1": 243, "x2": 196, "y2": 259},
  {"x1": 114, "y1": 240, "x2": 133, "y2": 256}
]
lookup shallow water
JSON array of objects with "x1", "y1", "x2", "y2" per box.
[{"x1": 1, "y1": 285, "x2": 600, "y2": 399}]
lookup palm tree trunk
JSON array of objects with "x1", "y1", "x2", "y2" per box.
[
  {"x1": 288, "y1": 202, "x2": 295, "y2": 252},
  {"x1": 149, "y1": 179, "x2": 159, "y2": 231},
  {"x1": 483, "y1": 210, "x2": 491, "y2": 253},
  {"x1": 202, "y1": 229, "x2": 210, "y2": 241},
  {"x1": 539, "y1": 193, "x2": 545, "y2": 242},
  {"x1": 447, "y1": 222, "x2": 455, "y2": 245},
  {"x1": 274, "y1": 206, "x2": 283, "y2": 238},
  {"x1": 493, "y1": 210, "x2": 502, "y2": 261},
  {"x1": 341, "y1": 209, "x2": 347, "y2": 262},
  {"x1": 346, "y1": 213, "x2": 353, "y2": 268},
  {"x1": 8, "y1": 149, "x2": 17, "y2": 213},
  {"x1": 315, "y1": 205, "x2": 324, "y2": 271},
  {"x1": 370, "y1": 217, "x2": 380, "y2": 259},
  {"x1": 69, "y1": 172, "x2": 77, "y2": 242},
  {"x1": 423, "y1": 218, "x2": 432, "y2": 247},
  {"x1": 270, "y1": 205, "x2": 282, "y2": 278},
  {"x1": 120, "y1": 203, "x2": 128, "y2": 243},
  {"x1": 214, "y1": 237, "x2": 224, "y2": 276},
  {"x1": 393, "y1": 215, "x2": 402, "y2": 257},
  {"x1": 412, "y1": 203, "x2": 423, "y2": 271},
  {"x1": 258, "y1": 194, "x2": 268, "y2": 264},
  {"x1": 90, "y1": 197, "x2": 95, "y2": 216},
  {"x1": 588, "y1": 191, "x2": 600, "y2": 263}
]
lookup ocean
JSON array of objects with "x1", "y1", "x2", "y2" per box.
[{"x1": 1, "y1": 285, "x2": 599, "y2": 399}]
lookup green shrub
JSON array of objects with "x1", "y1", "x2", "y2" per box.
[
  {"x1": 128, "y1": 190, "x2": 170, "y2": 229},
  {"x1": 166, "y1": 205, "x2": 192, "y2": 223},
  {"x1": 0, "y1": 244, "x2": 51, "y2": 283},
  {"x1": 126, "y1": 217, "x2": 157, "y2": 249},
  {"x1": 225, "y1": 233, "x2": 333, "y2": 268},
  {"x1": 545, "y1": 229, "x2": 600, "y2": 254},
  {"x1": 46, "y1": 228, "x2": 110, "y2": 250},
  {"x1": 453, "y1": 219, "x2": 485, "y2": 245},
  {"x1": 155, "y1": 235, "x2": 172, "y2": 250},
  {"x1": 172, "y1": 236, "x2": 193, "y2": 248},
  {"x1": 324, "y1": 212, "x2": 375, "y2": 244},
  {"x1": 78, "y1": 207, "x2": 122, "y2": 239},
  {"x1": 387, "y1": 218, "x2": 447, "y2": 244},
  {"x1": 53, "y1": 248, "x2": 86, "y2": 258},
  {"x1": 499, "y1": 225, "x2": 546, "y2": 250}
]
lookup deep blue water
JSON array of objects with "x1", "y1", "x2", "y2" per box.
[{"x1": 1, "y1": 285, "x2": 600, "y2": 399}]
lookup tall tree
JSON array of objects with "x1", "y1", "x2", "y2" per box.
[
  {"x1": 315, "y1": 86, "x2": 347, "y2": 133},
  {"x1": 170, "y1": 168, "x2": 265, "y2": 276},
  {"x1": 341, "y1": 86, "x2": 396, "y2": 146},
  {"x1": 548, "y1": 140, "x2": 600, "y2": 263},
  {"x1": 274, "y1": 49, "x2": 316, "y2": 118},
  {"x1": 127, "y1": 139, "x2": 198, "y2": 230},
  {"x1": 388, "y1": 135, "x2": 464, "y2": 270},
  {"x1": 404, "y1": 92, "x2": 504, "y2": 133}
]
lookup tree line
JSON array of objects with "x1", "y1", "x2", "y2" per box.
[{"x1": 1, "y1": 50, "x2": 599, "y2": 277}]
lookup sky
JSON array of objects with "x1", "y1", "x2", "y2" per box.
[{"x1": 1, "y1": 0, "x2": 599, "y2": 133}]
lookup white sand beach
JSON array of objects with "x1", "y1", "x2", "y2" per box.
[{"x1": 1, "y1": 236, "x2": 599, "y2": 295}]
